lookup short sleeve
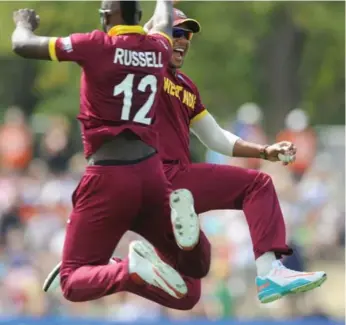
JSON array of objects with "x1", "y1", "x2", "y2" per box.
[
  {"x1": 48, "y1": 31, "x2": 103, "y2": 63},
  {"x1": 190, "y1": 88, "x2": 208, "y2": 124}
]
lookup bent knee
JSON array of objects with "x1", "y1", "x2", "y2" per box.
[
  {"x1": 61, "y1": 284, "x2": 93, "y2": 302},
  {"x1": 61, "y1": 286, "x2": 79, "y2": 302},
  {"x1": 60, "y1": 280, "x2": 81, "y2": 302},
  {"x1": 62, "y1": 290, "x2": 81, "y2": 302},
  {"x1": 60, "y1": 273, "x2": 88, "y2": 303}
]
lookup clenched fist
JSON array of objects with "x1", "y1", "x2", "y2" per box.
[
  {"x1": 13, "y1": 8, "x2": 40, "y2": 31},
  {"x1": 265, "y1": 141, "x2": 297, "y2": 165}
]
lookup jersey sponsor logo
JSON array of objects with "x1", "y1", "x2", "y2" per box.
[
  {"x1": 114, "y1": 48, "x2": 163, "y2": 68},
  {"x1": 61, "y1": 37, "x2": 73, "y2": 53},
  {"x1": 163, "y1": 77, "x2": 196, "y2": 110}
]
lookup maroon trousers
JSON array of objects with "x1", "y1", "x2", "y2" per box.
[
  {"x1": 61, "y1": 161, "x2": 291, "y2": 309},
  {"x1": 60, "y1": 156, "x2": 210, "y2": 303},
  {"x1": 125, "y1": 163, "x2": 292, "y2": 310}
]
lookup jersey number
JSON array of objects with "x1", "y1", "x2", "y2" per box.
[{"x1": 113, "y1": 74, "x2": 157, "y2": 125}]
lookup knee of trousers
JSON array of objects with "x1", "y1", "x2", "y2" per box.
[
  {"x1": 60, "y1": 270, "x2": 89, "y2": 303},
  {"x1": 60, "y1": 276, "x2": 77, "y2": 302},
  {"x1": 61, "y1": 288, "x2": 82, "y2": 302}
]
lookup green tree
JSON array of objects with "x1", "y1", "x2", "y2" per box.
[{"x1": 0, "y1": 1, "x2": 344, "y2": 131}]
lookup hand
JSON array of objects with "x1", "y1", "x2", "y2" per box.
[
  {"x1": 265, "y1": 141, "x2": 297, "y2": 165},
  {"x1": 13, "y1": 9, "x2": 40, "y2": 31}
]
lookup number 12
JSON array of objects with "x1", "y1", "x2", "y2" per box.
[{"x1": 113, "y1": 74, "x2": 157, "y2": 125}]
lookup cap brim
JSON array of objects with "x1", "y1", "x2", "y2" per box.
[{"x1": 173, "y1": 18, "x2": 201, "y2": 33}]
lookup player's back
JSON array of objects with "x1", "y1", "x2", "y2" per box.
[
  {"x1": 80, "y1": 28, "x2": 172, "y2": 156},
  {"x1": 52, "y1": 26, "x2": 172, "y2": 157}
]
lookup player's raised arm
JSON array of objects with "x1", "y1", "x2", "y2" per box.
[
  {"x1": 12, "y1": 8, "x2": 98, "y2": 63},
  {"x1": 11, "y1": 9, "x2": 51, "y2": 60},
  {"x1": 149, "y1": 0, "x2": 173, "y2": 43}
]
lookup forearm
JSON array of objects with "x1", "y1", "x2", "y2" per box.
[
  {"x1": 233, "y1": 139, "x2": 265, "y2": 158},
  {"x1": 12, "y1": 25, "x2": 50, "y2": 59},
  {"x1": 151, "y1": 0, "x2": 173, "y2": 35},
  {"x1": 191, "y1": 112, "x2": 291, "y2": 162}
]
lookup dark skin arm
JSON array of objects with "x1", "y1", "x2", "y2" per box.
[
  {"x1": 12, "y1": 9, "x2": 52, "y2": 60},
  {"x1": 233, "y1": 139, "x2": 297, "y2": 165}
]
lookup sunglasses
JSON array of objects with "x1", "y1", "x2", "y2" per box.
[{"x1": 172, "y1": 27, "x2": 193, "y2": 41}]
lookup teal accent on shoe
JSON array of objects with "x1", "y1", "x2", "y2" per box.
[{"x1": 256, "y1": 277, "x2": 314, "y2": 304}]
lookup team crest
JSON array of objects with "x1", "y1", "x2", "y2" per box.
[{"x1": 61, "y1": 37, "x2": 73, "y2": 53}]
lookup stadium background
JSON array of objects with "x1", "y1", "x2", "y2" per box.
[{"x1": 0, "y1": 1, "x2": 344, "y2": 325}]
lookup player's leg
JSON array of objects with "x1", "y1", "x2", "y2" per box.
[
  {"x1": 170, "y1": 163, "x2": 292, "y2": 258},
  {"x1": 121, "y1": 156, "x2": 205, "y2": 308},
  {"x1": 170, "y1": 189, "x2": 212, "y2": 279},
  {"x1": 131, "y1": 161, "x2": 211, "y2": 280},
  {"x1": 43, "y1": 237, "x2": 201, "y2": 308},
  {"x1": 44, "y1": 158, "x2": 198, "y2": 309},
  {"x1": 59, "y1": 168, "x2": 137, "y2": 302},
  {"x1": 120, "y1": 255, "x2": 202, "y2": 310},
  {"x1": 60, "y1": 164, "x2": 187, "y2": 302},
  {"x1": 170, "y1": 163, "x2": 326, "y2": 303},
  {"x1": 44, "y1": 256, "x2": 201, "y2": 310}
]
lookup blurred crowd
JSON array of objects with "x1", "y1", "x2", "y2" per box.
[{"x1": 0, "y1": 106, "x2": 344, "y2": 321}]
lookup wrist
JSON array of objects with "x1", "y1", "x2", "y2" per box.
[{"x1": 259, "y1": 145, "x2": 270, "y2": 160}]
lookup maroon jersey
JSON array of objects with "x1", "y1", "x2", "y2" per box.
[
  {"x1": 49, "y1": 26, "x2": 172, "y2": 157},
  {"x1": 156, "y1": 69, "x2": 207, "y2": 165}
]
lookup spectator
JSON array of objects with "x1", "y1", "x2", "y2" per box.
[{"x1": 0, "y1": 107, "x2": 33, "y2": 172}]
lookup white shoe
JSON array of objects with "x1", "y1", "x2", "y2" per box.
[
  {"x1": 129, "y1": 240, "x2": 187, "y2": 299},
  {"x1": 170, "y1": 189, "x2": 199, "y2": 250},
  {"x1": 42, "y1": 258, "x2": 117, "y2": 293},
  {"x1": 256, "y1": 260, "x2": 327, "y2": 304}
]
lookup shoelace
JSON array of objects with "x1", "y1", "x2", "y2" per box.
[{"x1": 271, "y1": 260, "x2": 300, "y2": 277}]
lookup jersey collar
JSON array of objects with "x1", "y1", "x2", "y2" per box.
[{"x1": 107, "y1": 25, "x2": 146, "y2": 37}]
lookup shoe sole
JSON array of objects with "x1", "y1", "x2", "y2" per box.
[
  {"x1": 260, "y1": 273, "x2": 327, "y2": 304},
  {"x1": 43, "y1": 261, "x2": 62, "y2": 292},
  {"x1": 170, "y1": 189, "x2": 199, "y2": 250},
  {"x1": 131, "y1": 240, "x2": 188, "y2": 299}
]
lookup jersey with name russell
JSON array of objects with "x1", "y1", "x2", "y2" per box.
[
  {"x1": 156, "y1": 69, "x2": 207, "y2": 166},
  {"x1": 49, "y1": 28, "x2": 172, "y2": 158}
]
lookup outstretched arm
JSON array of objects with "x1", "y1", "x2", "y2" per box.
[
  {"x1": 190, "y1": 111, "x2": 296, "y2": 164},
  {"x1": 150, "y1": 0, "x2": 173, "y2": 38},
  {"x1": 12, "y1": 8, "x2": 98, "y2": 64},
  {"x1": 12, "y1": 9, "x2": 52, "y2": 60},
  {"x1": 190, "y1": 112, "x2": 240, "y2": 157}
]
